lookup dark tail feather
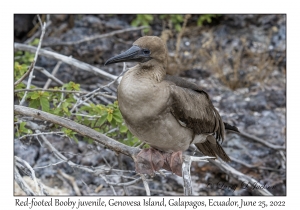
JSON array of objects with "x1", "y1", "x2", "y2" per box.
[
  {"x1": 224, "y1": 122, "x2": 239, "y2": 133},
  {"x1": 195, "y1": 136, "x2": 231, "y2": 162}
]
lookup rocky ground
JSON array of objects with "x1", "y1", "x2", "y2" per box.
[{"x1": 14, "y1": 14, "x2": 286, "y2": 196}]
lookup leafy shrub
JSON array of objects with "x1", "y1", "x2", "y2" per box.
[{"x1": 14, "y1": 51, "x2": 139, "y2": 147}]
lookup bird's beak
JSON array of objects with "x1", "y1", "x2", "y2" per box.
[{"x1": 105, "y1": 45, "x2": 151, "y2": 65}]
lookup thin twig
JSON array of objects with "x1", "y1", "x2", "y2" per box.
[
  {"x1": 24, "y1": 20, "x2": 52, "y2": 45},
  {"x1": 15, "y1": 88, "x2": 88, "y2": 94},
  {"x1": 35, "y1": 66, "x2": 64, "y2": 85},
  {"x1": 19, "y1": 15, "x2": 46, "y2": 105},
  {"x1": 101, "y1": 176, "x2": 142, "y2": 187},
  {"x1": 15, "y1": 88, "x2": 117, "y2": 100},
  {"x1": 58, "y1": 170, "x2": 81, "y2": 195},
  {"x1": 209, "y1": 159, "x2": 273, "y2": 195},
  {"x1": 15, "y1": 156, "x2": 42, "y2": 195},
  {"x1": 25, "y1": 128, "x2": 136, "y2": 176},
  {"x1": 99, "y1": 174, "x2": 117, "y2": 195},
  {"x1": 229, "y1": 130, "x2": 286, "y2": 150},
  {"x1": 18, "y1": 131, "x2": 64, "y2": 140},
  {"x1": 128, "y1": 186, "x2": 183, "y2": 196},
  {"x1": 230, "y1": 157, "x2": 284, "y2": 172},
  {"x1": 42, "y1": 26, "x2": 149, "y2": 46},
  {"x1": 70, "y1": 62, "x2": 126, "y2": 112},
  {"x1": 14, "y1": 62, "x2": 35, "y2": 86},
  {"x1": 44, "y1": 61, "x2": 63, "y2": 89},
  {"x1": 14, "y1": 166, "x2": 36, "y2": 196}
]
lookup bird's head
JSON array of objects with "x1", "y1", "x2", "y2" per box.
[{"x1": 105, "y1": 36, "x2": 168, "y2": 69}]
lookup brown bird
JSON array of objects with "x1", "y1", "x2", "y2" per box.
[{"x1": 105, "y1": 36, "x2": 238, "y2": 176}]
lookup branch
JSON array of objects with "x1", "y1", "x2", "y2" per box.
[
  {"x1": 14, "y1": 43, "x2": 117, "y2": 81},
  {"x1": 43, "y1": 61, "x2": 62, "y2": 89},
  {"x1": 14, "y1": 105, "x2": 140, "y2": 158},
  {"x1": 14, "y1": 62, "x2": 35, "y2": 86},
  {"x1": 14, "y1": 166, "x2": 36, "y2": 196},
  {"x1": 70, "y1": 62, "x2": 126, "y2": 112},
  {"x1": 229, "y1": 130, "x2": 285, "y2": 150},
  {"x1": 209, "y1": 159, "x2": 273, "y2": 196},
  {"x1": 58, "y1": 169, "x2": 81, "y2": 196},
  {"x1": 140, "y1": 174, "x2": 151, "y2": 196},
  {"x1": 15, "y1": 156, "x2": 44, "y2": 195},
  {"x1": 35, "y1": 66, "x2": 64, "y2": 86},
  {"x1": 14, "y1": 106, "x2": 273, "y2": 196},
  {"x1": 181, "y1": 155, "x2": 214, "y2": 195},
  {"x1": 230, "y1": 157, "x2": 285, "y2": 172},
  {"x1": 42, "y1": 26, "x2": 149, "y2": 46},
  {"x1": 19, "y1": 15, "x2": 46, "y2": 105}
]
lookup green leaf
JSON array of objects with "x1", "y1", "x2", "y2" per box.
[
  {"x1": 97, "y1": 113, "x2": 108, "y2": 126},
  {"x1": 31, "y1": 92, "x2": 40, "y2": 100},
  {"x1": 40, "y1": 96, "x2": 50, "y2": 112},
  {"x1": 175, "y1": 24, "x2": 182, "y2": 32},
  {"x1": 113, "y1": 111, "x2": 123, "y2": 123},
  {"x1": 19, "y1": 122, "x2": 33, "y2": 134},
  {"x1": 76, "y1": 115, "x2": 82, "y2": 122},
  {"x1": 30, "y1": 38, "x2": 40, "y2": 46},
  {"x1": 107, "y1": 113, "x2": 113, "y2": 122},
  {"x1": 120, "y1": 124, "x2": 128, "y2": 133},
  {"x1": 29, "y1": 99, "x2": 40, "y2": 109}
]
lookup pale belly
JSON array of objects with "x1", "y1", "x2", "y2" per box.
[{"x1": 124, "y1": 112, "x2": 194, "y2": 152}]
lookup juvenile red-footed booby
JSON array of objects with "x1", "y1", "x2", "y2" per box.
[{"x1": 105, "y1": 36, "x2": 238, "y2": 176}]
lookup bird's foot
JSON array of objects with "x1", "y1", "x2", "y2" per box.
[
  {"x1": 163, "y1": 151, "x2": 183, "y2": 177},
  {"x1": 135, "y1": 149, "x2": 183, "y2": 177},
  {"x1": 135, "y1": 148, "x2": 164, "y2": 177}
]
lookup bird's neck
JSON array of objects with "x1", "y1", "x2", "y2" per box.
[{"x1": 136, "y1": 61, "x2": 166, "y2": 83}]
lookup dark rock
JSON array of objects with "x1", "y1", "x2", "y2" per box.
[
  {"x1": 14, "y1": 14, "x2": 36, "y2": 42},
  {"x1": 247, "y1": 94, "x2": 268, "y2": 111}
]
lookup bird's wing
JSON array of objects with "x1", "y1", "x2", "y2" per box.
[{"x1": 165, "y1": 75, "x2": 225, "y2": 142}]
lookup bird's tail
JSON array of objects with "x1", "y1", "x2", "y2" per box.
[
  {"x1": 223, "y1": 122, "x2": 239, "y2": 133},
  {"x1": 195, "y1": 135, "x2": 231, "y2": 162}
]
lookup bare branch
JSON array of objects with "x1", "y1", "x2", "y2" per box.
[
  {"x1": 181, "y1": 155, "x2": 213, "y2": 195},
  {"x1": 102, "y1": 176, "x2": 142, "y2": 187},
  {"x1": 35, "y1": 66, "x2": 64, "y2": 86},
  {"x1": 43, "y1": 61, "x2": 62, "y2": 89},
  {"x1": 230, "y1": 157, "x2": 285, "y2": 172},
  {"x1": 14, "y1": 62, "x2": 35, "y2": 86},
  {"x1": 14, "y1": 88, "x2": 117, "y2": 100},
  {"x1": 14, "y1": 106, "x2": 274, "y2": 196},
  {"x1": 14, "y1": 43, "x2": 117, "y2": 81},
  {"x1": 14, "y1": 166, "x2": 36, "y2": 196},
  {"x1": 14, "y1": 105, "x2": 140, "y2": 158},
  {"x1": 229, "y1": 130, "x2": 285, "y2": 150},
  {"x1": 140, "y1": 174, "x2": 151, "y2": 196},
  {"x1": 42, "y1": 26, "x2": 149, "y2": 46},
  {"x1": 15, "y1": 156, "x2": 42, "y2": 195},
  {"x1": 99, "y1": 174, "x2": 117, "y2": 195},
  {"x1": 58, "y1": 170, "x2": 81, "y2": 196},
  {"x1": 70, "y1": 62, "x2": 125, "y2": 112},
  {"x1": 209, "y1": 159, "x2": 273, "y2": 195},
  {"x1": 19, "y1": 16, "x2": 47, "y2": 105},
  {"x1": 18, "y1": 131, "x2": 64, "y2": 140}
]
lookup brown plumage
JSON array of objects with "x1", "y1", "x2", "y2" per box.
[{"x1": 105, "y1": 36, "x2": 236, "y2": 176}]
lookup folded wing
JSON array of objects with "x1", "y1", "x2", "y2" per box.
[{"x1": 166, "y1": 75, "x2": 230, "y2": 161}]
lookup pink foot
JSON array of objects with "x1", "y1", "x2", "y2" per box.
[
  {"x1": 135, "y1": 148, "x2": 164, "y2": 176},
  {"x1": 163, "y1": 151, "x2": 183, "y2": 177}
]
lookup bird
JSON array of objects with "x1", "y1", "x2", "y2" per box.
[{"x1": 105, "y1": 36, "x2": 238, "y2": 176}]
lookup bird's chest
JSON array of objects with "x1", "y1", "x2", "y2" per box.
[{"x1": 118, "y1": 76, "x2": 169, "y2": 124}]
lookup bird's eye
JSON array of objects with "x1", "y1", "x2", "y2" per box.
[{"x1": 143, "y1": 49, "x2": 150, "y2": 55}]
